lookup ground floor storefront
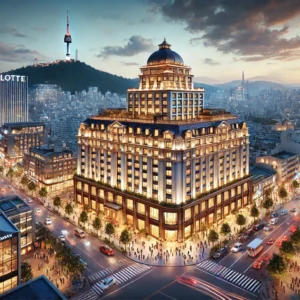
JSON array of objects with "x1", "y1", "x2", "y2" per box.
[{"x1": 74, "y1": 175, "x2": 253, "y2": 242}]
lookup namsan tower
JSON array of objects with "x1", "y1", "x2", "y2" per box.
[{"x1": 64, "y1": 11, "x2": 72, "y2": 60}]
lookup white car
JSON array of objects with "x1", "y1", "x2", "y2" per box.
[
  {"x1": 27, "y1": 198, "x2": 33, "y2": 203},
  {"x1": 59, "y1": 235, "x2": 65, "y2": 242},
  {"x1": 270, "y1": 217, "x2": 279, "y2": 225},
  {"x1": 264, "y1": 226, "x2": 272, "y2": 232},
  {"x1": 100, "y1": 277, "x2": 116, "y2": 290},
  {"x1": 35, "y1": 208, "x2": 41, "y2": 213},
  {"x1": 231, "y1": 242, "x2": 243, "y2": 253},
  {"x1": 44, "y1": 218, "x2": 52, "y2": 225}
]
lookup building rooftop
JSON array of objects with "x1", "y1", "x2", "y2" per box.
[
  {"x1": 0, "y1": 275, "x2": 66, "y2": 300},
  {"x1": 272, "y1": 151, "x2": 297, "y2": 160},
  {"x1": 250, "y1": 165, "x2": 277, "y2": 183},
  {"x1": 2, "y1": 121, "x2": 45, "y2": 128},
  {"x1": 0, "y1": 196, "x2": 30, "y2": 215},
  {"x1": 0, "y1": 214, "x2": 19, "y2": 234},
  {"x1": 30, "y1": 146, "x2": 74, "y2": 158}
]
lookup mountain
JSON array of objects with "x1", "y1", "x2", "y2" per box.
[
  {"x1": 194, "y1": 82, "x2": 219, "y2": 93},
  {"x1": 4, "y1": 61, "x2": 139, "y2": 95}
]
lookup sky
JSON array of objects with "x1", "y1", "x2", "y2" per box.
[{"x1": 2, "y1": 0, "x2": 300, "y2": 84}]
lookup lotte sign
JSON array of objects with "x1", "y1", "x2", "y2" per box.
[{"x1": 0, "y1": 74, "x2": 26, "y2": 82}]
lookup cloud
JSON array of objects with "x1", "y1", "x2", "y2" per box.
[
  {"x1": 203, "y1": 58, "x2": 219, "y2": 65},
  {"x1": 97, "y1": 36, "x2": 155, "y2": 58},
  {"x1": 150, "y1": 0, "x2": 300, "y2": 61},
  {"x1": 0, "y1": 42, "x2": 46, "y2": 63},
  {"x1": 0, "y1": 28, "x2": 27, "y2": 38},
  {"x1": 121, "y1": 61, "x2": 139, "y2": 66}
]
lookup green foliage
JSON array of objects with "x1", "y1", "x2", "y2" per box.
[
  {"x1": 250, "y1": 205, "x2": 259, "y2": 219},
  {"x1": 64, "y1": 203, "x2": 73, "y2": 217},
  {"x1": 292, "y1": 180, "x2": 300, "y2": 189},
  {"x1": 200, "y1": 222, "x2": 208, "y2": 238},
  {"x1": 105, "y1": 223, "x2": 115, "y2": 242},
  {"x1": 263, "y1": 198, "x2": 273, "y2": 211},
  {"x1": 6, "y1": 168, "x2": 14, "y2": 179},
  {"x1": 92, "y1": 217, "x2": 102, "y2": 236},
  {"x1": 220, "y1": 223, "x2": 231, "y2": 237},
  {"x1": 140, "y1": 228, "x2": 148, "y2": 237},
  {"x1": 207, "y1": 229, "x2": 219, "y2": 245},
  {"x1": 264, "y1": 187, "x2": 273, "y2": 198},
  {"x1": 0, "y1": 166, "x2": 3, "y2": 176},
  {"x1": 280, "y1": 241, "x2": 296, "y2": 258},
  {"x1": 21, "y1": 175, "x2": 29, "y2": 186},
  {"x1": 290, "y1": 228, "x2": 300, "y2": 245},
  {"x1": 84, "y1": 204, "x2": 90, "y2": 211},
  {"x1": 119, "y1": 229, "x2": 132, "y2": 251},
  {"x1": 267, "y1": 254, "x2": 287, "y2": 278},
  {"x1": 21, "y1": 261, "x2": 33, "y2": 283},
  {"x1": 279, "y1": 187, "x2": 288, "y2": 199},
  {"x1": 53, "y1": 196, "x2": 61, "y2": 211},
  {"x1": 39, "y1": 187, "x2": 48, "y2": 198},
  {"x1": 79, "y1": 210, "x2": 88, "y2": 226},
  {"x1": 27, "y1": 181, "x2": 36, "y2": 194},
  {"x1": 236, "y1": 214, "x2": 246, "y2": 228}
]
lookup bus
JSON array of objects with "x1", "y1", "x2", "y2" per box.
[{"x1": 247, "y1": 238, "x2": 263, "y2": 257}]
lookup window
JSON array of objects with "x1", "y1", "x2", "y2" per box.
[
  {"x1": 243, "y1": 183, "x2": 248, "y2": 191},
  {"x1": 150, "y1": 207, "x2": 159, "y2": 220},
  {"x1": 231, "y1": 188, "x2": 236, "y2": 197},
  {"x1": 164, "y1": 212, "x2": 177, "y2": 225},
  {"x1": 208, "y1": 198, "x2": 214, "y2": 208},
  {"x1": 91, "y1": 186, "x2": 97, "y2": 196},
  {"x1": 185, "y1": 208, "x2": 191, "y2": 221},
  {"x1": 137, "y1": 203, "x2": 145, "y2": 214},
  {"x1": 127, "y1": 199, "x2": 134, "y2": 210}
]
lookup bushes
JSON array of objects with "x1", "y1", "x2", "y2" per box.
[{"x1": 209, "y1": 244, "x2": 221, "y2": 257}]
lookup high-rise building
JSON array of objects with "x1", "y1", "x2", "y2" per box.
[
  {"x1": 74, "y1": 40, "x2": 252, "y2": 241},
  {"x1": 0, "y1": 74, "x2": 28, "y2": 126},
  {"x1": 64, "y1": 11, "x2": 72, "y2": 60}
]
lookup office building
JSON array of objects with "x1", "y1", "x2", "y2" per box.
[
  {"x1": 74, "y1": 40, "x2": 252, "y2": 241},
  {"x1": 0, "y1": 75, "x2": 28, "y2": 127},
  {"x1": 0, "y1": 196, "x2": 35, "y2": 255},
  {"x1": 0, "y1": 213, "x2": 20, "y2": 294},
  {"x1": 23, "y1": 145, "x2": 77, "y2": 194},
  {"x1": 0, "y1": 122, "x2": 46, "y2": 166}
]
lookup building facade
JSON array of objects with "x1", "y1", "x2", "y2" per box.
[
  {"x1": 23, "y1": 146, "x2": 77, "y2": 194},
  {"x1": 0, "y1": 75, "x2": 28, "y2": 127},
  {"x1": 0, "y1": 122, "x2": 46, "y2": 166},
  {"x1": 0, "y1": 196, "x2": 35, "y2": 255},
  {"x1": 0, "y1": 214, "x2": 21, "y2": 295},
  {"x1": 74, "y1": 40, "x2": 252, "y2": 241}
]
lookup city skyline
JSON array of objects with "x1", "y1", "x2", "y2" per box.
[{"x1": 1, "y1": 0, "x2": 300, "y2": 84}]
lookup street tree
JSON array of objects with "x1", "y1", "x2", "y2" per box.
[
  {"x1": 207, "y1": 229, "x2": 219, "y2": 246},
  {"x1": 290, "y1": 228, "x2": 300, "y2": 246},
  {"x1": 105, "y1": 222, "x2": 115, "y2": 242},
  {"x1": 20, "y1": 175, "x2": 29, "y2": 187},
  {"x1": 79, "y1": 210, "x2": 88, "y2": 228},
  {"x1": 0, "y1": 166, "x2": 4, "y2": 177},
  {"x1": 64, "y1": 203, "x2": 73, "y2": 218},
  {"x1": 53, "y1": 196, "x2": 62, "y2": 212},
  {"x1": 264, "y1": 187, "x2": 273, "y2": 198},
  {"x1": 119, "y1": 229, "x2": 132, "y2": 252},
  {"x1": 263, "y1": 197, "x2": 273, "y2": 212},
  {"x1": 250, "y1": 205, "x2": 259, "y2": 221},
  {"x1": 200, "y1": 222, "x2": 208, "y2": 239},
  {"x1": 292, "y1": 180, "x2": 300, "y2": 189},
  {"x1": 280, "y1": 241, "x2": 296, "y2": 259},
  {"x1": 27, "y1": 181, "x2": 36, "y2": 196},
  {"x1": 220, "y1": 223, "x2": 231, "y2": 239},
  {"x1": 6, "y1": 168, "x2": 14, "y2": 181},
  {"x1": 92, "y1": 217, "x2": 102, "y2": 236},
  {"x1": 236, "y1": 214, "x2": 246, "y2": 230},
  {"x1": 278, "y1": 187, "x2": 288, "y2": 202},
  {"x1": 21, "y1": 261, "x2": 33, "y2": 283},
  {"x1": 39, "y1": 187, "x2": 48, "y2": 199},
  {"x1": 267, "y1": 254, "x2": 287, "y2": 278}
]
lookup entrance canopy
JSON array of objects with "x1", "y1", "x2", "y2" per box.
[{"x1": 104, "y1": 202, "x2": 122, "y2": 211}]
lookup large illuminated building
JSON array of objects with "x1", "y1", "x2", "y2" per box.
[
  {"x1": 0, "y1": 75, "x2": 28, "y2": 127},
  {"x1": 74, "y1": 40, "x2": 252, "y2": 241}
]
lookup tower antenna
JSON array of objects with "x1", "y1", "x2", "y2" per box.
[{"x1": 64, "y1": 11, "x2": 72, "y2": 60}]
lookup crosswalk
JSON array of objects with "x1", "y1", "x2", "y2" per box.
[
  {"x1": 71, "y1": 289, "x2": 98, "y2": 300},
  {"x1": 88, "y1": 263, "x2": 122, "y2": 282},
  {"x1": 92, "y1": 263, "x2": 151, "y2": 296},
  {"x1": 196, "y1": 260, "x2": 261, "y2": 294}
]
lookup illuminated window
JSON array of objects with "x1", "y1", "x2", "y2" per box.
[
  {"x1": 150, "y1": 207, "x2": 159, "y2": 220},
  {"x1": 164, "y1": 212, "x2": 177, "y2": 225},
  {"x1": 185, "y1": 208, "x2": 191, "y2": 221},
  {"x1": 137, "y1": 203, "x2": 145, "y2": 214},
  {"x1": 208, "y1": 198, "x2": 214, "y2": 208},
  {"x1": 127, "y1": 199, "x2": 134, "y2": 210}
]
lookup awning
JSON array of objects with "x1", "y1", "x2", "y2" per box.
[{"x1": 104, "y1": 202, "x2": 122, "y2": 211}]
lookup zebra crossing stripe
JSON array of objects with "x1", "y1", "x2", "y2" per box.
[
  {"x1": 243, "y1": 278, "x2": 255, "y2": 289},
  {"x1": 125, "y1": 267, "x2": 137, "y2": 276},
  {"x1": 224, "y1": 270, "x2": 234, "y2": 279},
  {"x1": 111, "y1": 275, "x2": 122, "y2": 284},
  {"x1": 235, "y1": 274, "x2": 246, "y2": 284},
  {"x1": 216, "y1": 266, "x2": 226, "y2": 275},
  {"x1": 220, "y1": 269, "x2": 231, "y2": 277},
  {"x1": 201, "y1": 261, "x2": 211, "y2": 268},
  {"x1": 118, "y1": 270, "x2": 130, "y2": 280},
  {"x1": 245, "y1": 279, "x2": 257, "y2": 290},
  {"x1": 249, "y1": 281, "x2": 260, "y2": 292},
  {"x1": 218, "y1": 267, "x2": 229, "y2": 277},
  {"x1": 116, "y1": 272, "x2": 127, "y2": 282},
  {"x1": 229, "y1": 272, "x2": 240, "y2": 282},
  {"x1": 92, "y1": 283, "x2": 103, "y2": 295},
  {"x1": 226, "y1": 271, "x2": 237, "y2": 280},
  {"x1": 205, "y1": 262, "x2": 215, "y2": 270},
  {"x1": 129, "y1": 266, "x2": 142, "y2": 274},
  {"x1": 231, "y1": 274, "x2": 243, "y2": 284},
  {"x1": 253, "y1": 283, "x2": 261, "y2": 293},
  {"x1": 239, "y1": 277, "x2": 250, "y2": 287}
]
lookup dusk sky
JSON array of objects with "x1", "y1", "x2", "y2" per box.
[{"x1": 2, "y1": 0, "x2": 300, "y2": 84}]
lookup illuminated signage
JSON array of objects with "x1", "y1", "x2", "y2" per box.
[
  {"x1": 0, "y1": 74, "x2": 26, "y2": 82},
  {"x1": 0, "y1": 233, "x2": 12, "y2": 241}
]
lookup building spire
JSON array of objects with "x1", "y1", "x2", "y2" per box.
[
  {"x1": 64, "y1": 11, "x2": 72, "y2": 60},
  {"x1": 66, "y1": 11, "x2": 70, "y2": 36}
]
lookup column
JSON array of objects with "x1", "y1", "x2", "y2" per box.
[
  {"x1": 158, "y1": 160, "x2": 166, "y2": 202},
  {"x1": 159, "y1": 209, "x2": 164, "y2": 240},
  {"x1": 139, "y1": 156, "x2": 143, "y2": 194},
  {"x1": 173, "y1": 161, "x2": 183, "y2": 204},
  {"x1": 147, "y1": 157, "x2": 153, "y2": 198},
  {"x1": 214, "y1": 153, "x2": 219, "y2": 189},
  {"x1": 104, "y1": 150, "x2": 108, "y2": 183},
  {"x1": 206, "y1": 156, "x2": 210, "y2": 190},
  {"x1": 240, "y1": 145, "x2": 244, "y2": 178},
  {"x1": 245, "y1": 144, "x2": 250, "y2": 175},
  {"x1": 121, "y1": 153, "x2": 127, "y2": 191},
  {"x1": 110, "y1": 152, "x2": 117, "y2": 187},
  {"x1": 229, "y1": 149, "x2": 233, "y2": 181},
  {"x1": 200, "y1": 157, "x2": 203, "y2": 194},
  {"x1": 77, "y1": 144, "x2": 81, "y2": 174},
  {"x1": 191, "y1": 155, "x2": 196, "y2": 198}
]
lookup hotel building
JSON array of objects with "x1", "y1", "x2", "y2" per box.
[{"x1": 74, "y1": 40, "x2": 252, "y2": 241}]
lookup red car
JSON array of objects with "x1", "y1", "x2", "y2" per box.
[
  {"x1": 290, "y1": 225, "x2": 297, "y2": 233},
  {"x1": 266, "y1": 239, "x2": 275, "y2": 245},
  {"x1": 99, "y1": 245, "x2": 114, "y2": 256}
]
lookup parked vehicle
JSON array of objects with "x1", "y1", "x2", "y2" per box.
[
  {"x1": 290, "y1": 208, "x2": 296, "y2": 213},
  {"x1": 252, "y1": 260, "x2": 263, "y2": 270},
  {"x1": 212, "y1": 246, "x2": 228, "y2": 259},
  {"x1": 99, "y1": 245, "x2": 114, "y2": 256},
  {"x1": 264, "y1": 225, "x2": 273, "y2": 232},
  {"x1": 35, "y1": 208, "x2": 41, "y2": 213},
  {"x1": 266, "y1": 238, "x2": 275, "y2": 245},
  {"x1": 270, "y1": 212, "x2": 278, "y2": 218},
  {"x1": 231, "y1": 242, "x2": 243, "y2": 253},
  {"x1": 100, "y1": 277, "x2": 116, "y2": 290},
  {"x1": 247, "y1": 238, "x2": 263, "y2": 257},
  {"x1": 290, "y1": 225, "x2": 297, "y2": 233},
  {"x1": 27, "y1": 198, "x2": 33, "y2": 203},
  {"x1": 239, "y1": 230, "x2": 255, "y2": 242},
  {"x1": 279, "y1": 209, "x2": 288, "y2": 216},
  {"x1": 44, "y1": 218, "x2": 52, "y2": 225},
  {"x1": 253, "y1": 223, "x2": 265, "y2": 231},
  {"x1": 74, "y1": 228, "x2": 85, "y2": 238},
  {"x1": 59, "y1": 235, "x2": 65, "y2": 242},
  {"x1": 270, "y1": 218, "x2": 279, "y2": 225}
]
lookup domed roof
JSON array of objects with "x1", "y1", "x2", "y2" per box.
[{"x1": 147, "y1": 39, "x2": 184, "y2": 66}]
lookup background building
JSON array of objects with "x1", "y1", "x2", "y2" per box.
[
  {"x1": 0, "y1": 213, "x2": 21, "y2": 294},
  {"x1": 0, "y1": 75, "x2": 28, "y2": 127},
  {"x1": 23, "y1": 145, "x2": 77, "y2": 194},
  {"x1": 74, "y1": 40, "x2": 252, "y2": 242},
  {"x1": 0, "y1": 122, "x2": 46, "y2": 166}
]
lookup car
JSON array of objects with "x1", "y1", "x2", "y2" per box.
[
  {"x1": 231, "y1": 242, "x2": 243, "y2": 253},
  {"x1": 8, "y1": 185, "x2": 12, "y2": 188},
  {"x1": 252, "y1": 260, "x2": 263, "y2": 270},
  {"x1": 35, "y1": 208, "x2": 41, "y2": 213},
  {"x1": 212, "y1": 246, "x2": 228, "y2": 259},
  {"x1": 100, "y1": 245, "x2": 115, "y2": 256},
  {"x1": 291, "y1": 208, "x2": 296, "y2": 213},
  {"x1": 290, "y1": 225, "x2": 297, "y2": 233},
  {"x1": 270, "y1": 218, "x2": 279, "y2": 225},
  {"x1": 270, "y1": 212, "x2": 278, "y2": 218},
  {"x1": 27, "y1": 198, "x2": 33, "y2": 203},
  {"x1": 266, "y1": 238, "x2": 275, "y2": 245},
  {"x1": 59, "y1": 235, "x2": 65, "y2": 242},
  {"x1": 44, "y1": 218, "x2": 52, "y2": 225},
  {"x1": 264, "y1": 226, "x2": 273, "y2": 232},
  {"x1": 277, "y1": 235, "x2": 288, "y2": 247},
  {"x1": 100, "y1": 277, "x2": 116, "y2": 290},
  {"x1": 253, "y1": 223, "x2": 265, "y2": 231},
  {"x1": 239, "y1": 230, "x2": 255, "y2": 242}
]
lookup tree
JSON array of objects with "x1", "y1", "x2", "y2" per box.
[
  {"x1": 264, "y1": 187, "x2": 273, "y2": 198},
  {"x1": 79, "y1": 211, "x2": 88, "y2": 227},
  {"x1": 105, "y1": 222, "x2": 115, "y2": 242},
  {"x1": 236, "y1": 214, "x2": 246, "y2": 230},
  {"x1": 267, "y1": 254, "x2": 287, "y2": 278},
  {"x1": 27, "y1": 181, "x2": 36, "y2": 196},
  {"x1": 263, "y1": 197, "x2": 273, "y2": 212},
  {"x1": 207, "y1": 229, "x2": 219, "y2": 246},
  {"x1": 0, "y1": 166, "x2": 4, "y2": 177},
  {"x1": 290, "y1": 228, "x2": 300, "y2": 246},
  {"x1": 64, "y1": 203, "x2": 73, "y2": 218},
  {"x1": 53, "y1": 196, "x2": 61, "y2": 212},
  {"x1": 220, "y1": 223, "x2": 231, "y2": 239},
  {"x1": 119, "y1": 229, "x2": 132, "y2": 252},
  {"x1": 92, "y1": 217, "x2": 102, "y2": 236},
  {"x1": 278, "y1": 187, "x2": 288, "y2": 202},
  {"x1": 84, "y1": 204, "x2": 90, "y2": 211},
  {"x1": 39, "y1": 187, "x2": 48, "y2": 199},
  {"x1": 21, "y1": 261, "x2": 33, "y2": 283},
  {"x1": 250, "y1": 205, "x2": 259, "y2": 221},
  {"x1": 200, "y1": 222, "x2": 208, "y2": 239},
  {"x1": 20, "y1": 175, "x2": 29, "y2": 187},
  {"x1": 280, "y1": 241, "x2": 296, "y2": 259},
  {"x1": 6, "y1": 168, "x2": 14, "y2": 181},
  {"x1": 292, "y1": 180, "x2": 300, "y2": 189}
]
